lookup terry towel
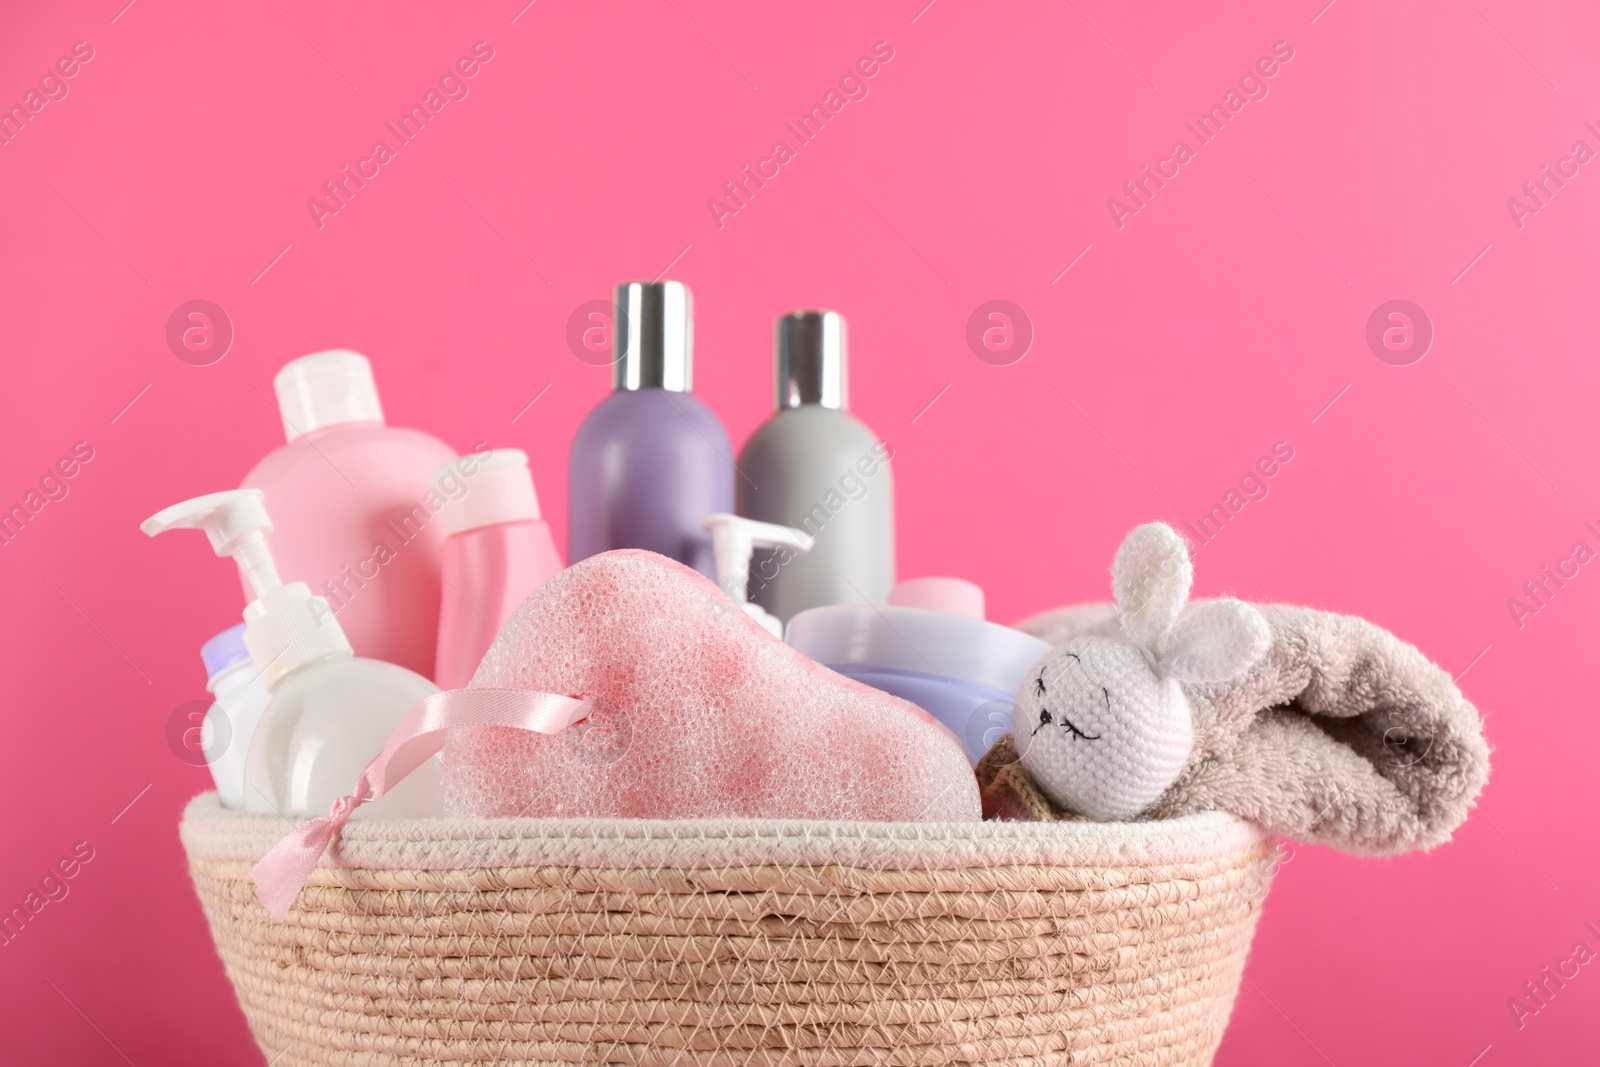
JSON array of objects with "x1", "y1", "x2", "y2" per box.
[{"x1": 978, "y1": 602, "x2": 1491, "y2": 856}]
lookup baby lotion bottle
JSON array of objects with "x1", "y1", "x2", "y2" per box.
[
  {"x1": 143, "y1": 490, "x2": 443, "y2": 819},
  {"x1": 433, "y1": 448, "x2": 564, "y2": 689},
  {"x1": 242, "y1": 350, "x2": 457, "y2": 678},
  {"x1": 738, "y1": 310, "x2": 895, "y2": 623},
  {"x1": 568, "y1": 281, "x2": 734, "y2": 578},
  {"x1": 198, "y1": 623, "x2": 272, "y2": 811}
]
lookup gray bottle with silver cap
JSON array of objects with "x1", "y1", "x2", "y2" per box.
[
  {"x1": 738, "y1": 310, "x2": 895, "y2": 623},
  {"x1": 568, "y1": 281, "x2": 734, "y2": 577}
]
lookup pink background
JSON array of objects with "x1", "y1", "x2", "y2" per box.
[{"x1": 2, "y1": 0, "x2": 1597, "y2": 1062}]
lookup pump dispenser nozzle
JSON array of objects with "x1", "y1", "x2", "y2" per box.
[
  {"x1": 142, "y1": 489, "x2": 352, "y2": 688},
  {"x1": 700, "y1": 513, "x2": 813, "y2": 637},
  {"x1": 142, "y1": 490, "x2": 284, "y2": 600}
]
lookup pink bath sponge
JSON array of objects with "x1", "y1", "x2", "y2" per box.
[{"x1": 442, "y1": 550, "x2": 980, "y2": 822}]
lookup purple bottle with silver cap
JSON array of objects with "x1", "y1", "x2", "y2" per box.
[{"x1": 568, "y1": 281, "x2": 734, "y2": 577}]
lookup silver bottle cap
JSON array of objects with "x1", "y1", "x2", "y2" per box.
[
  {"x1": 775, "y1": 310, "x2": 846, "y2": 410},
  {"x1": 614, "y1": 281, "x2": 693, "y2": 392}
]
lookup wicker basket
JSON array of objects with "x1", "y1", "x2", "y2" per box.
[{"x1": 180, "y1": 793, "x2": 1275, "y2": 1066}]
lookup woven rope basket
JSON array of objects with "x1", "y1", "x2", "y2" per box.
[{"x1": 180, "y1": 794, "x2": 1275, "y2": 1066}]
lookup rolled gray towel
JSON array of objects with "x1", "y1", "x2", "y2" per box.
[{"x1": 981, "y1": 601, "x2": 1490, "y2": 856}]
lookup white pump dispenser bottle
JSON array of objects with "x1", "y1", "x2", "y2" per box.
[
  {"x1": 143, "y1": 490, "x2": 443, "y2": 818},
  {"x1": 700, "y1": 513, "x2": 813, "y2": 638}
]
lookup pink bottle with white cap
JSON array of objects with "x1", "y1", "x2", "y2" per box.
[
  {"x1": 433, "y1": 448, "x2": 565, "y2": 689},
  {"x1": 242, "y1": 350, "x2": 457, "y2": 678}
]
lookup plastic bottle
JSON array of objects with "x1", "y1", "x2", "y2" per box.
[
  {"x1": 242, "y1": 350, "x2": 457, "y2": 678},
  {"x1": 738, "y1": 310, "x2": 895, "y2": 624},
  {"x1": 143, "y1": 490, "x2": 443, "y2": 818},
  {"x1": 568, "y1": 281, "x2": 734, "y2": 578},
  {"x1": 433, "y1": 448, "x2": 564, "y2": 689},
  {"x1": 198, "y1": 623, "x2": 272, "y2": 811}
]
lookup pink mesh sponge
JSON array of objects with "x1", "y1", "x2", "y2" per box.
[{"x1": 442, "y1": 550, "x2": 981, "y2": 822}]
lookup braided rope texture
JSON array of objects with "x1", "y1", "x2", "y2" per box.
[{"x1": 181, "y1": 795, "x2": 1276, "y2": 1066}]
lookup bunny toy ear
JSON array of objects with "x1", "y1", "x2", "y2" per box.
[
  {"x1": 1156, "y1": 598, "x2": 1271, "y2": 683},
  {"x1": 1112, "y1": 523, "x2": 1194, "y2": 648}
]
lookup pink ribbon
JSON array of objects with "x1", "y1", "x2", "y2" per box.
[{"x1": 250, "y1": 687, "x2": 591, "y2": 919}]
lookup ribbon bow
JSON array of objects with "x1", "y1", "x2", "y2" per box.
[{"x1": 250, "y1": 687, "x2": 591, "y2": 919}]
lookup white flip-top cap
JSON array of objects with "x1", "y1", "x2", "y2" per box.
[
  {"x1": 273, "y1": 350, "x2": 385, "y2": 442},
  {"x1": 142, "y1": 489, "x2": 352, "y2": 688},
  {"x1": 433, "y1": 449, "x2": 541, "y2": 540}
]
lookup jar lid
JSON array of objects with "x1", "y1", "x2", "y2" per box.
[{"x1": 785, "y1": 604, "x2": 1050, "y2": 695}]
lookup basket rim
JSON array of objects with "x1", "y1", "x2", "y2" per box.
[{"x1": 180, "y1": 793, "x2": 1268, "y2": 873}]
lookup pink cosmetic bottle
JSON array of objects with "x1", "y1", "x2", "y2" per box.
[
  {"x1": 433, "y1": 448, "x2": 565, "y2": 689},
  {"x1": 242, "y1": 350, "x2": 457, "y2": 678}
]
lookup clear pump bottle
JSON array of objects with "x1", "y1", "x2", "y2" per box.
[{"x1": 143, "y1": 490, "x2": 442, "y2": 818}]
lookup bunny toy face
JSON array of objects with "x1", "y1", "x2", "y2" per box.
[
  {"x1": 1012, "y1": 523, "x2": 1271, "y2": 821},
  {"x1": 1015, "y1": 639, "x2": 1193, "y2": 820}
]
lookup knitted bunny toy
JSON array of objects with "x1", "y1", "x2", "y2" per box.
[{"x1": 1012, "y1": 523, "x2": 1271, "y2": 820}]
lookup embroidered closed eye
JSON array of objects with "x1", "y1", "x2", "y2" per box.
[{"x1": 1030, "y1": 703, "x2": 1101, "y2": 741}]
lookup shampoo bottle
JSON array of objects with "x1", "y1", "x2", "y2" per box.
[
  {"x1": 568, "y1": 281, "x2": 734, "y2": 578},
  {"x1": 242, "y1": 350, "x2": 457, "y2": 678},
  {"x1": 144, "y1": 490, "x2": 443, "y2": 818},
  {"x1": 433, "y1": 448, "x2": 564, "y2": 689},
  {"x1": 738, "y1": 310, "x2": 895, "y2": 623},
  {"x1": 198, "y1": 623, "x2": 272, "y2": 811}
]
